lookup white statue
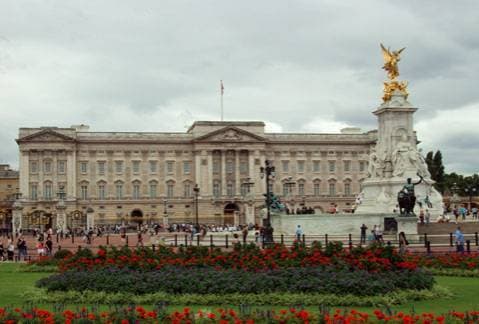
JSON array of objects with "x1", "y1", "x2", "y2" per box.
[
  {"x1": 392, "y1": 134, "x2": 415, "y2": 177},
  {"x1": 368, "y1": 148, "x2": 384, "y2": 178},
  {"x1": 415, "y1": 149, "x2": 431, "y2": 179}
]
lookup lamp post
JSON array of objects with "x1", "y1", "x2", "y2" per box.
[
  {"x1": 464, "y1": 185, "x2": 477, "y2": 211},
  {"x1": 260, "y1": 160, "x2": 275, "y2": 244},
  {"x1": 193, "y1": 184, "x2": 200, "y2": 231},
  {"x1": 241, "y1": 178, "x2": 255, "y2": 225}
]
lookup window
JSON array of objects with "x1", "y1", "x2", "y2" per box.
[
  {"x1": 167, "y1": 161, "x2": 175, "y2": 174},
  {"x1": 98, "y1": 184, "x2": 106, "y2": 200},
  {"x1": 133, "y1": 183, "x2": 140, "y2": 199},
  {"x1": 213, "y1": 160, "x2": 220, "y2": 174},
  {"x1": 213, "y1": 181, "x2": 221, "y2": 198},
  {"x1": 30, "y1": 183, "x2": 38, "y2": 200},
  {"x1": 98, "y1": 162, "x2": 105, "y2": 175},
  {"x1": 298, "y1": 182, "x2": 305, "y2": 196},
  {"x1": 282, "y1": 183, "x2": 290, "y2": 196},
  {"x1": 149, "y1": 161, "x2": 157, "y2": 173},
  {"x1": 80, "y1": 162, "x2": 88, "y2": 174},
  {"x1": 132, "y1": 161, "x2": 140, "y2": 174},
  {"x1": 344, "y1": 183, "x2": 351, "y2": 196},
  {"x1": 313, "y1": 161, "x2": 320, "y2": 172},
  {"x1": 149, "y1": 182, "x2": 157, "y2": 198},
  {"x1": 226, "y1": 182, "x2": 235, "y2": 197},
  {"x1": 167, "y1": 182, "x2": 175, "y2": 198},
  {"x1": 184, "y1": 182, "x2": 191, "y2": 198},
  {"x1": 297, "y1": 161, "x2": 305, "y2": 173},
  {"x1": 44, "y1": 161, "x2": 52, "y2": 173},
  {"x1": 344, "y1": 161, "x2": 351, "y2": 172},
  {"x1": 328, "y1": 161, "x2": 335, "y2": 172},
  {"x1": 359, "y1": 161, "x2": 365, "y2": 172},
  {"x1": 115, "y1": 161, "x2": 123, "y2": 174},
  {"x1": 313, "y1": 182, "x2": 320, "y2": 196},
  {"x1": 183, "y1": 161, "x2": 191, "y2": 175},
  {"x1": 80, "y1": 184, "x2": 88, "y2": 200},
  {"x1": 239, "y1": 161, "x2": 248, "y2": 174},
  {"x1": 44, "y1": 182, "x2": 52, "y2": 200},
  {"x1": 30, "y1": 161, "x2": 38, "y2": 173},
  {"x1": 57, "y1": 161, "x2": 66, "y2": 174},
  {"x1": 115, "y1": 182, "x2": 123, "y2": 199},
  {"x1": 226, "y1": 160, "x2": 234, "y2": 173},
  {"x1": 329, "y1": 183, "x2": 336, "y2": 196},
  {"x1": 240, "y1": 183, "x2": 248, "y2": 196},
  {"x1": 282, "y1": 161, "x2": 289, "y2": 173}
]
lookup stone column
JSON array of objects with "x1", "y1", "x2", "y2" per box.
[
  {"x1": 221, "y1": 150, "x2": 227, "y2": 196},
  {"x1": 207, "y1": 151, "x2": 213, "y2": 195},
  {"x1": 86, "y1": 208, "x2": 95, "y2": 229},
  {"x1": 235, "y1": 151, "x2": 240, "y2": 196},
  {"x1": 56, "y1": 200, "x2": 67, "y2": 232},
  {"x1": 19, "y1": 150, "x2": 29, "y2": 198},
  {"x1": 66, "y1": 150, "x2": 76, "y2": 199},
  {"x1": 194, "y1": 151, "x2": 202, "y2": 186}
]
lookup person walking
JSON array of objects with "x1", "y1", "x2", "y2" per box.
[
  {"x1": 455, "y1": 226, "x2": 465, "y2": 254},
  {"x1": 295, "y1": 225, "x2": 304, "y2": 242},
  {"x1": 6, "y1": 242, "x2": 14, "y2": 261},
  {"x1": 398, "y1": 231, "x2": 408, "y2": 254},
  {"x1": 360, "y1": 224, "x2": 368, "y2": 244},
  {"x1": 472, "y1": 206, "x2": 478, "y2": 220},
  {"x1": 45, "y1": 238, "x2": 53, "y2": 256}
]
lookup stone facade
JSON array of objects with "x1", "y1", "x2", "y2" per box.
[
  {"x1": 16, "y1": 121, "x2": 376, "y2": 230},
  {"x1": 0, "y1": 164, "x2": 19, "y2": 230}
]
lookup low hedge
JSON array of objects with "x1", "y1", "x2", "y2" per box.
[
  {"x1": 22, "y1": 285, "x2": 451, "y2": 306},
  {"x1": 426, "y1": 267, "x2": 479, "y2": 277},
  {"x1": 37, "y1": 266, "x2": 434, "y2": 296}
]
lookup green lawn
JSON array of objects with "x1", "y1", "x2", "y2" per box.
[{"x1": 0, "y1": 263, "x2": 477, "y2": 313}]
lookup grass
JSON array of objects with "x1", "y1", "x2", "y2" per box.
[{"x1": 0, "y1": 263, "x2": 478, "y2": 313}]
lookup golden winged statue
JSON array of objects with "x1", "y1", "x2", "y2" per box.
[{"x1": 380, "y1": 43, "x2": 405, "y2": 80}]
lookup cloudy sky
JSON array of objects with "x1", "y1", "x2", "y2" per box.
[{"x1": 1, "y1": 0, "x2": 478, "y2": 174}]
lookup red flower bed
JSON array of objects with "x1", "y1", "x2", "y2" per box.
[
  {"x1": 404, "y1": 252, "x2": 479, "y2": 270},
  {"x1": 54, "y1": 243, "x2": 416, "y2": 273},
  {"x1": 0, "y1": 306, "x2": 478, "y2": 323}
]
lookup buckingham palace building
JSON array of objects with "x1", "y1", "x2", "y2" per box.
[{"x1": 15, "y1": 121, "x2": 376, "y2": 230}]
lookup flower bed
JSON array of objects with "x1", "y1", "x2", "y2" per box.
[
  {"x1": 404, "y1": 252, "x2": 479, "y2": 270},
  {"x1": 53, "y1": 243, "x2": 416, "y2": 273},
  {"x1": 36, "y1": 266, "x2": 434, "y2": 295},
  {"x1": 0, "y1": 306, "x2": 478, "y2": 323}
]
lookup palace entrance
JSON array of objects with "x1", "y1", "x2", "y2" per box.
[
  {"x1": 131, "y1": 209, "x2": 143, "y2": 226},
  {"x1": 223, "y1": 203, "x2": 239, "y2": 226}
]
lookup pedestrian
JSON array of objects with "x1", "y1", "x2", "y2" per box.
[
  {"x1": 137, "y1": 231, "x2": 144, "y2": 247},
  {"x1": 360, "y1": 224, "x2": 368, "y2": 244},
  {"x1": 460, "y1": 206, "x2": 467, "y2": 221},
  {"x1": 295, "y1": 225, "x2": 304, "y2": 241},
  {"x1": 242, "y1": 226, "x2": 248, "y2": 243},
  {"x1": 453, "y1": 207, "x2": 459, "y2": 224},
  {"x1": 0, "y1": 243, "x2": 4, "y2": 261},
  {"x1": 455, "y1": 226, "x2": 465, "y2": 254},
  {"x1": 472, "y1": 207, "x2": 478, "y2": 220},
  {"x1": 45, "y1": 238, "x2": 53, "y2": 256},
  {"x1": 398, "y1": 231, "x2": 409, "y2": 254},
  {"x1": 419, "y1": 208, "x2": 425, "y2": 224},
  {"x1": 6, "y1": 242, "x2": 14, "y2": 261}
]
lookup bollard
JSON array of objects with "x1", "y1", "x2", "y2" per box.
[
  {"x1": 348, "y1": 234, "x2": 353, "y2": 250},
  {"x1": 225, "y1": 235, "x2": 229, "y2": 249},
  {"x1": 174, "y1": 234, "x2": 178, "y2": 247},
  {"x1": 325, "y1": 234, "x2": 328, "y2": 246},
  {"x1": 302, "y1": 234, "x2": 306, "y2": 247},
  {"x1": 243, "y1": 234, "x2": 247, "y2": 245},
  {"x1": 475, "y1": 232, "x2": 478, "y2": 246},
  {"x1": 184, "y1": 235, "x2": 188, "y2": 247},
  {"x1": 423, "y1": 234, "x2": 428, "y2": 247},
  {"x1": 280, "y1": 234, "x2": 284, "y2": 245},
  {"x1": 197, "y1": 234, "x2": 200, "y2": 247},
  {"x1": 210, "y1": 234, "x2": 213, "y2": 248},
  {"x1": 426, "y1": 241, "x2": 431, "y2": 254},
  {"x1": 106, "y1": 234, "x2": 110, "y2": 245},
  {"x1": 467, "y1": 240, "x2": 471, "y2": 253},
  {"x1": 449, "y1": 233, "x2": 453, "y2": 247},
  {"x1": 261, "y1": 236, "x2": 265, "y2": 249}
]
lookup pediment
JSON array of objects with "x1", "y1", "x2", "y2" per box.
[
  {"x1": 193, "y1": 126, "x2": 267, "y2": 143},
  {"x1": 17, "y1": 129, "x2": 76, "y2": 143}
]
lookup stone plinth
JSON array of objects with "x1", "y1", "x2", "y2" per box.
[{"x1": 271, "y1": 212, "x2": 416, "y2": 236}]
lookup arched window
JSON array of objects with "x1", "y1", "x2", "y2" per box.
[
  {"x1": 298, "y1": 181, "x2": 305, "y2": 196},
  {"x1": 44, "y1": 181, "x2": 53, "y2": 200},
  {"x1": 97, "y1": 181, "x2": 107, "y2": 200},
  {"x1": 213, "y1": 181, "x2": 221, "y2": 198},
  {"x1": 115, "y1": 181, "x2": 123, "y2": 200},
  {"x1": 166, "y1": 180, "x2": 175, "y2": 198},
  {"x1": 132, "y1": 181, "x2": 141, "y2": 199},
  {"x1": 183, "y1": 181, "x2": 192, "y2": 198},
  {"x1": 328, "y1": 181, "x2": 336, "y2": 196},
  {"x1": 79, "y1": 181, "x2": 88, "y2": 200},
  {"x1": 149, "y1": 180, "x2": 158, "y2": 199},
  {"x1": 313, "y1": 180, "x2": 321, "y2": 196}
]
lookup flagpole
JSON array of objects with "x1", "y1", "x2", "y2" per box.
[{"x1": 220, "y1": 80, "x2": 224, "y2": 121}]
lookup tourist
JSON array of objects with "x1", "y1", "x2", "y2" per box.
[
  {"x1": 455, "y1": 226, "x2": 465, "y2": 253},
  {"x1": 398, "y1": 231, "x2": 408, "y2": 254},
  {"x1": 36, "y1": 241, "x2": 45, "y2": 257},
  {"x1": 295, "y1": 225, "x2": 304, "y2": 241},
  {"x1": 242, "y1": 226, "x2": 248, "y2": 243},
  {"x1": 17, "y1": 238, "x2": 27, "y2": 261},
  {"x1": 419, "y1": 208, "x2": 425, "y2": 224},
  {"x1": 460, "y1": 206, "x2": 467, "y2": 221},
  {"x1": 232, "y1": 233, "x2": 240, "y2": 245},
  {"x1": 472, "y1": 207, "x2": 478, "y2": 220},
  {"x1": 45, "y1": 238, "x2": 53, "y2": 256},
  {"x1": 137, "y1": 231, "x2": 144, "y2": 247},
  {"x1": 360, "y1": 224, "x2": 368, "y2": 244},
  {"x1": 6, "y1": 241, "x2": 14, "y2": 261},
  {"x1": 453, "y1": 207, "x2": 459, "y2": 224},
  {"x1": 0, "y1": 243, "x2": 4, "y2": 261},
  {"x1": 367, "y1": 230, "x2": 376, "y2": 244}
]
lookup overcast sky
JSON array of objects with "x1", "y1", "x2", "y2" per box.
[{"x1": 1, "y1": 0, "x2": 478, "y2": 174}]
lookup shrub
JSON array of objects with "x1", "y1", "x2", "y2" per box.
[
  {"x1": 53, "y1": 249, "x2": 73, "y2": 260},
  {"x1": 37, "y1": 266, "x2": 434, "y2": 296}
]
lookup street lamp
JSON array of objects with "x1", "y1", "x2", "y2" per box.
[
  {"x1": 193, "y1": 184, "x2": 200, "y2": 231},
  {"x1": 260, "y1": 160, "x2": 275, "y2": 244},
  {"x1": 464, "y1": 185, "x2": 477, "y2": 211},
  {"x1": 163, "y1": 199, "x2": 168, "y2": 216}
]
